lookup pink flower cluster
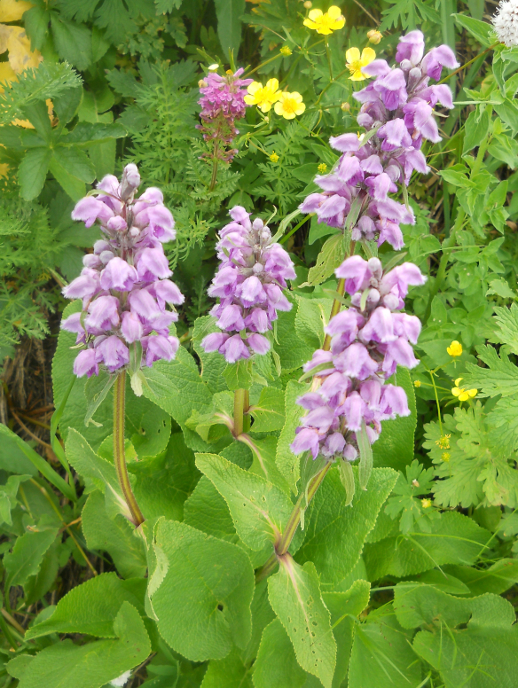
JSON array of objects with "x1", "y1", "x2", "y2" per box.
[
  {"x1": 291, "y1": 255, "x2": 426, "y2": 462},
  {"x1": 61, "y1": 164, "x2": 184, "y2": 378},
  {"x1": 198, "y1": 68, "x2": 252, "y2": 162},
  {"x1": 301, "y1": 30, "x2": 458, "y2": 250},
  {"x1": 201, "y1": 206, "x2": 296, "y2": 363}
]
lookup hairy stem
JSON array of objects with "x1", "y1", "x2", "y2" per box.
[
  {"x1": 233, "y1": 388, "x2": 249, "y2": 437},
  {"x1": 114, "y1": 371, "x2": 144, "y2": 527},
  {"x1": 255, "y1": 463, "x2": 332, "y2": 582}
]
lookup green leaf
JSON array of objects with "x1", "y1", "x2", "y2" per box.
[
  {"x1": 48, "y1": 155, "x2": 86, "y2": 201},
  {"x1": 0, "y1": 424, "x2": 75, "y2": 500},
  {"x1": 149, "y1": 519, "x2": 255, "y2": 662},
  {"x1": 4, "y1": 527, "x2": 58, "y2": 591},
  {"x1": 323, "y1": 581, "x2": 371, "y2": 688},
  {"x1": 363, "y1": 511, "x2": 491, "y2": 580},
  {"x1": 464, "y1": 345, "x2": 518, "y2": 396},
  {"x1": 276, "y1": 381, "x2": 308, "y2": 492},
  {"x1": 82, "y1": 491, "x2": 147, "y2": 579},
  {"x1": 26, "y1": 573, "x2": 145, "y2": 639},
  {"x1": 214, "y1": 0, "x2": 245, "y2": 59},
  {"x1": 224, "y1": 359, "x2": 252, "y2": 391},
  {"x1": 18, "y1": 147, "x2": 52, "y2": 200},
  {"x1": 253, "y1": 619, "x2": 307, "y2": 688},
  {"x1": 64, "y1": 122, "x2": 127, "y2": 145},
  {"x1": 22, "y1": 101, "x2": 53, "y2": 141},
  {"x1": 274, "y1": 300, "x2": 315, "y2": 373},
  {"x1": 393, "y1": 582, "x2": 515, "y2": 630},
  {"x1": 50, "y1": 16, "x2": 92, "y2": 70},
  {"x1": 141, "y1": 349, "x2": 214, "y2": 451},
  {"x1": 84, "y1": 372, "x2": 116, "y2": 427},
  {"x1": 307, "y1": 234, "x2": 343, "y2": 287},
  {"x1": 17, "y1": 602, "x2": 151, "y2": 688},
  {"x1": 463, "y1": 106, "x2": 492, "y2": 154},
  {"x1": 373, "y1": 368, "x2": 417, "y2": 472},
  {"x1": 268, "y1": 559, "x2": 336, "y2": 688},
  {"x1": 195, "y1": 453, "x2": 294, "y2": 551},
  {"x1": 486, "y1": 278, "x2": 516, "y2": 299},
  {"x1": 249, "y1": 386, "x2": 285, "y2": 433},
  {"x1": 453, "y1": 14, "x2": 493, "y2": 47},
  {"x1": 445, "y1": 559, "x2": 518, "y2": 595},
  {"x1": 296, "y1": 467, "x2": 398, "y2": 587},
  {"x1": 338, "y1": 459, "x2": 355, "y2": 507},
  {"x1": 488, "y1": 132, "x2": 518, "y2": 169},
  {"x1": 53, "y1": 146, "x2": 96, "y2": 182},
  {"x1": 156, "y1": 0, "x2": 183, "y2": 11},
  {"x1": 201, "y1": 648, "x2": 253, "y2": 688},
  {"x1": 357, "y1": 421, "x2": 373, "y2": 490},
  {"x1": 192, "y1": 316, "x2": 228, "y2": 394},
  {"x1": 349, "y1": 607, "x2": 422, "y2": 688}
]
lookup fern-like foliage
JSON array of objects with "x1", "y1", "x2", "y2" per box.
[{"x1": 0, "y1": 62, "x2": 81, "y2": 128}]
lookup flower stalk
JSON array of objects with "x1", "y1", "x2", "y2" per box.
[
  {"x1": 233, "y1": 387, "x2": 250, "y2": 436},
  {"x1": 114, "y1": 371, "x2": 144, "y2": 527}
]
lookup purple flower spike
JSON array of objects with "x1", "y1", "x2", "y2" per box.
[
  {"x1": 61, "y1": 164, "x2": 185, "y2": 383},
  {"x1": 291, "y1": 256, "x2": 425, "y2": 463},
  {"x1": 202, "y1": 207, "x2": 296, "y2": 363},
  {"x1": 299, "y1": 30, "x2": 457, "y2": 250}
]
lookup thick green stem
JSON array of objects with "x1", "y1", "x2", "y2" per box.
[
  {"x1": 209, "y1": 141, "x2": 220, "y2": 192},
  {"x1": 233, "y1": 388, "x2": 249, "y2": 437},
  {"x1": 255, "y1": 463, "x2": 331, "y2": 582},
  {"x1": 324, "y1": 38, "x2": 334, "y2": 81},
  {"x1": 114, "y1": 371, "x2": 144, "y2": 527}
]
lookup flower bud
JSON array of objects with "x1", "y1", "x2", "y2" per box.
[
  {"x1": 367, "y1": 29, "x2": 382, "y2": 45},
  {"x1": 119, "y1": 163, "x2": 140, "y2": 202},
  {"x1": 340, "y1": 102, "x2": 351, "y2": 112}
]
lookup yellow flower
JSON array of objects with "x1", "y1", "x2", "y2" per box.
[
  {"x1": 244, "y1": 78, "x2": 282, "y2": 113},
  {"x1": 452, "y1": 378, "x2": 477, "y2": 402},
  {"x1": 447, "y1": 340, "x2": 462, "y2": 357},
  {"x1": 414, "y1": 380, "x2": 421, "y2": 388},
  {"x1": 435, "y1": 434, "x2": 451, "y2": 449},
  {"x1": 421, "y1": 498, "x2": 432, "y2": 508},
  {"x1": 441, "y1": 452, "x2": 450, "y2": 462},
  {"x1": 317, "y1": 163, "x2": 327, "y2": 173},
  {"x1": 280, "y1": 45, "x2": 292, "y2": 56},
  {"x1": 303, "y1": 5, "x2": 345, "y2": 35},
  {"x1": 367, "y1": 29, "x2": 382, "y2": 45},
  {"x1": 345, "y1": 46, "x2": 376, "y2": 81},
  {"x1": 274, "y1": 91, "x2": 305, "y2": 119},
  {"x1": 269, "y1": 151, "x2": 279, "y2": 163},
  {"x1": 340, "y1": 101, "x2": 351, "y2": 112}
]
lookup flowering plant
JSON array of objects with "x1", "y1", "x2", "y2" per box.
[{"x1": 3, "y1": 6, "x2": 518, "y2": 688}]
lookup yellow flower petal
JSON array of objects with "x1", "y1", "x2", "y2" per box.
[
  {"x1": 327, "y1": 5, "x2": 343, "y2": 19},
  {"x1": 308, "y1": 8, "x2": 323, "y2": 20},
  {"x1": 0, "y1": 0, "x2": 32, "y2": 22},
  {"x1": 265, "y1": 78, "x2": 279, "y2": 91},
  {"x1": 349, "y1": 68, "x2": 366, "y2": 81},
  {"x1": 452, "y1": 388, "x2": 461, "y2": 397},
  {"x1": 468, "y1": 389, "x2": 477, "y2": 398},
  {"x1": 458, "y1": 392, "x2": 469, "y2": 401},
  {"x1": 361, "y1": 47, "x2": 376, "y2": 64},
  {"x1": 0, "y1": 163, "x2": 9, "y2": 178},
  {"x1": 247, "y1": 81, "x2": 262, "y2": 95},
  {"x1": 455, "y1": 378, "x2": 462, "y2": 387},
  {"x1": 346, "y1": 47, "x2": 360, "y2": 63},
  {"x1": 0, "y1": 60, "x2": 16, "y2": 89}
]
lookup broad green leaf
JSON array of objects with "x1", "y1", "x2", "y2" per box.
[
  {"x1": 18, "y1": 147, "x2": 52, "y2": 200},
  {"x1": 488, "y1": 132, "x2": 518, "y2": 169},
  {"x1": 296, "y1": 467, "x2": 398, "y2": 587},
  {"x1": 373, "y1": 368, "x2": 417, "y2": 472},
  {"x1": 322, "y1": 580, "x2": 371, "y2": 688},
  {"x1": 223, "y1": 359, "x2": 253, "y2": 391},
  {"x1": 64, "y1": 121, "x2": 127, "y2": 145},
  {"x1": 244, "y1": 435, "x2": 291, "y2": 493},
  {"x1": 48, "y1": 155, "x2": 86, "y2": 201},
  {"x1": 453, "y1": 14, "x2": 493, "y2": 47},
  {"x1": 4, "y1": 527, "x2": 58, "y2": 590},
  {"x1": 274, "y1": 301, "x2": 315, "y2": 373},
  {"x1": 307, "y1": 234, "x2": 343, "y2": 287},
  {"x1": 192, "y1": 315, "x2": 227, "y2": 394},
  {"x1": 276, "y1": 381, "x2": 309, "y2": 492},
  {"x1": 214, "y1": 0, "x2": 245, "y2": 59},
  {"x1": 141, "y1": 349, "x2": 214, "y2": 451},
  {"x1": 249, "y1": 386, "x2": 285, "y2": 433},
  {"x1": 414, "y1": 625, "x2": 518, "y2": 688},
  {"x1": 463, "y1": 106, "x2": 492, "y2": 154},
  {"x1": 349, "y1": 608, "x2": 422, "y2": 688},
  {"x1": 0, "y1": 475, "x2": 32, "y2": 526},
  {"x1": 82, "y1": 491, "x2": 147, "y2": 579},
  {"x1": 407, "y1": 569, "x2": 471, "y2": 595},
  {"x1": 26, "y1": 573, "x2": 146, "y2": 639},
  {"x1": 65, "y1": 428, "x2": 122, "y2": 498},
  {"x1": 150, "y1": 519, "x2": 254, "y2": 662},
  {"x1": 0, "y1": 424, "x2": 73, "y2": 498},
  {"x1": 21, "y1": 100, "x2": 53, "y2": 140},
  {"x1": 445, "y1": 559, "x2": 518, "y2": 595},
  {"x1": 201, "y1": 648, "x2": 253, "y2": 688},
  {"x1": 50, "y1": 15, "x2": 93, "y2": 70},
  {"x1": 363, "y1": 511, "x2": 491, "y2": 580},
  {"x1": 84, "y1": 371, "x2": 116, "y2": 427},
  {"x1": 17, "y1": 602, "x2": 151, "y2": 688},
  {"x1": 268, "y1": 559, "x2": 336, "y2": 688},
  {"x1": 195, "y1": 453, "x2": 294, "y2": 551},
  {"x1": 131, "y1": 432, "x2": 200, "y2": 521},
  {"x1": 294, "y1": 296, "x2": 333, "y2": 351},
  {"x1": 253, "y1": 619, "x2": 307, "y2": 688},
  {"x1": 53, "y1": 146, "x2": 96, "y2": 182},
  {"x1": 393, "y1": 582, "x2": 515, "y2": 630}
]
